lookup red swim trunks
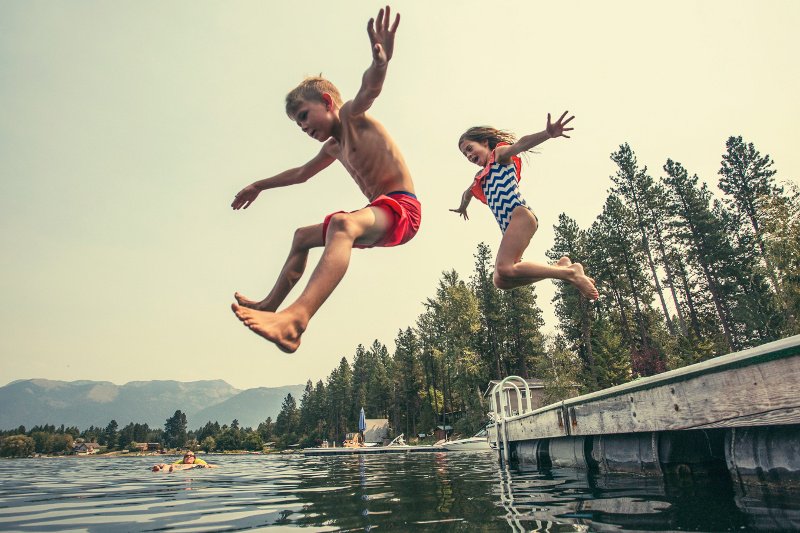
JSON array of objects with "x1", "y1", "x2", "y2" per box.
[{"x1": 323, "y1": 191, "x2": 422, "y2": 249}]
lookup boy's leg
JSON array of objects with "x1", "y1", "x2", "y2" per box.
[
  {"x1": 494, "y1": 207, "x2": 598, "y2": 299},
  {"x1": 232, "y1": 206, "x2": 393, "y2": 353},
  {"x1": 235, "y1": 224, "x2": 324, "y2": 312}
]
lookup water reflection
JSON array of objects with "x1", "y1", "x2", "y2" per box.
[{"x1": 0, "y1": 453, "x2": 799, "y2": 531}]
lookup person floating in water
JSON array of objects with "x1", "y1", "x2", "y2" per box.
[
  {"x1": 151, "y1": 450, "x2": 216, "y2": 472},
  {"x1": 231, "y1": 6, "x2": 420, "y2": 353},
  {"x1": 451, "y1": 113, "x2": 598, "y2": 300}
]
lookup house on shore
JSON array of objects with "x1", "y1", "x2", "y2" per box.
[{"x1": 72, "y1": 442, "x2": 99, "y2": 455}]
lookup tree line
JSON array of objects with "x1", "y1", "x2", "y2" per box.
[
  {"x1": 0, "y1": 411, "x2": 280, "y2": 457},
  {"x1": 3, "y1": 136, "x2": 797, "y2": 457}
]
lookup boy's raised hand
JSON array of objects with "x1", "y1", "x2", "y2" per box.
[
  {"x1": 367, "y1": 5, "x2": 400, "y2": 67},
  {"x1": 546, "y1": 111, "x2": 575, "y2": 139}
]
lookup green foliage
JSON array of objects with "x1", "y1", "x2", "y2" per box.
[
  {"x1": 589, "y1": 316, "x2": 633, "y2": 389},
  {"x1": 200, "y1": 436, "x2": 216, "y2": 452},
  {"x1": 533, "y1": 336, "x2": 582, "y2": 404},
  {"x1": 760, "y1": 182, "x2": 800, "y2": 333},
  {"x1": 1, "y1": 435, "x2": 35, "y2": 457}
]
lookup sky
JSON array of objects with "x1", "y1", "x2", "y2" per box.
[{"x1": 1, "y1": 1, "x2": 799, "y2": 391}]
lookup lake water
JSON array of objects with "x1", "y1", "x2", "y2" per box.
[{"x1": 1, "y1": 451, "x2": 799, "y2": 531}]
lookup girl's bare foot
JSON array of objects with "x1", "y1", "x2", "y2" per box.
[
  {"x1": 555, "y1": 256, "x2": 595, "y2": 283},
  {"x1": 567, "y1": 263, "x2": 599, "y2": 300},
  {"x1": 231, "y1": 303, "x2": 305, "y2": 353}
]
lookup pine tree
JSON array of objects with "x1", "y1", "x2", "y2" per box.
[
  {"x1": 662, "y1": 159, "x2": 737, "y2": 351},
  {"x1": 103, "y1": 420, "x2": 118, "y2": 449},
  {"x1": 610, "y1": 144, "x2": 674, "y2": 334},
  {"x1": 471, "y1": 243, "x2": 505, "y2": 377},
  {"x1": 718, "y1": 136, "x2": 780, "y2": 280},
  {"x1": 422, "y1": 270, "x2": 481, "y2": 434},
  {"x1": 275, "y1": 393, "x2": 299, "y2": 446},
  {"x1": 163, "y1": 410, "x2": 188, "y2": 448},
  {"x1": 591, "y1": 194, "x2": 666, "y2": 375},
  {"x1": 392, "y1": 327, "x2": 423, "y2": 438},
  {"x1": 499, "y1": 285, "x2": 545, "y2": 379},
  {"x1": 325, "y1": 357, "x2": 352, "y2": 445},
  {"x1": 549, "y1": 214, "x2": 598, "y2": 387}
]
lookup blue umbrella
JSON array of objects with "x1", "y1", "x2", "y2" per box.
[{"x1": 358, "y1": 407, "x2": 366, "y2": 433}]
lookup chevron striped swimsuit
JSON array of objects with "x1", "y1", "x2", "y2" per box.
[
  {"x1": 470, "y1": 144, "x2": 535, "y2": 234},
  {"x1": 482, "y1": 160, "x2": 530, "y2": 233}
]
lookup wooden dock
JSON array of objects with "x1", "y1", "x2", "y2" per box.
[
  {"x1": 302, "y1": 445, "x2": 445, "y2": 456},
  {"x1": 494, "y1": 334, "x2": 800, "y2": 442},
  {"x1": 490, "y1": 335, "x2": 800, "y2": 485}
]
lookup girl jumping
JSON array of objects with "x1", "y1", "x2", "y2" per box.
[{"x1": 450, "y1": 112, "x2": 598, "y2": 300}]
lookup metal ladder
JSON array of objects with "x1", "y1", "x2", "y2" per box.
[{"x1": 489, "y1": 376, "x2": 532, "y2": 464}]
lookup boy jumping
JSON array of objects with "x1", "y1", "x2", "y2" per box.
[{"x1": 230, "y1": 6, "x2": 420, "y2": 353}]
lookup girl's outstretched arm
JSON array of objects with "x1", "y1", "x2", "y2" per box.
[
  {"x1": 449, "y1": 187, "x2": 473, "y2": 220},
  {"x1": 495, "y1": 111, "x2": 574, "y2": 164}
]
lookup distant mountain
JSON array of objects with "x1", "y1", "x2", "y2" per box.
[
  {"x1": 193, "y1": 386, "x2": 306, "y2": 428},
  {"x1": 0, "y1": 379, "x2": 306, "y2": 430}
]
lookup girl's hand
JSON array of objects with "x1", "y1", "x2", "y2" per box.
[
  {"x1": 367, "y1": 6, "x2": 400, "y2": 67},
  {"x1": 450, "y1": 207, "x2": 469, "y2": 220},
  {"x1": 232, "y1": 184, "x2": 261, "y2": 210},
  {"x1": 546, "y1": 111, "x2": 575, "y2": 139}
]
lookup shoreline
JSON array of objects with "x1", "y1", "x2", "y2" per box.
[{"x1": 11, "y1": 449, "x2": 279, "y2": 459}]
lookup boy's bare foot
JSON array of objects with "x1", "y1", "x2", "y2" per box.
[
  {"x1": 234, "y1": 292, "x2": 277, "y2": 312},
  {"x1": 567, "y1": 263, "x2": 599, "y2": 300},
  {"x1": 231, "y1": 303, "x2": 305, "y2": 353}
]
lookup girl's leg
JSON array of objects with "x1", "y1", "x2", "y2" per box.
[
  {"x1": 231, "y1": 206, "x2": 393, "y2": 353},
  {"x1": 494, "y1": 207, "x2": 598, "y2": 299},
  {"x1": 235, "y1": 224, "x2": 324, "y2": 311}
]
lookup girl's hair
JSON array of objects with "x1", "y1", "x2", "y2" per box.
[{"x1": 458, "y1": 126, "x2": 517, "y2": 151}]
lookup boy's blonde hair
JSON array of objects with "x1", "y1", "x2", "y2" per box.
[
  {"x1": 285, "y1": 76, "x2": 343, "y2": 117},
  {"x1": 458, "y1": 126, "x2": 517, "y2": 151}
]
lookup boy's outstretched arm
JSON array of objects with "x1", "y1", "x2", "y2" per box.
[
  {"x1": 231, "y1": 144, "x2": 336, "y2": 210},
  {"x1": 349, "y1": 6, "x2": 400, "y2": 116},
  {"x1": 495, "y1": 111, "x2": 575, "y2": 164}
]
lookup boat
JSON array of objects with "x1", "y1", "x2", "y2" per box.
[
  {"x1": 440, "y1": 427, "x2": 494, "y2": 452},
  {"x1": 387, "y1": 434, "x2": 410, "y2": 447}
]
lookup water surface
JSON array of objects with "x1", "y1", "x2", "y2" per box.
[{"x1": 1, "y1": 452, "x2": 798, "y2": 531}]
